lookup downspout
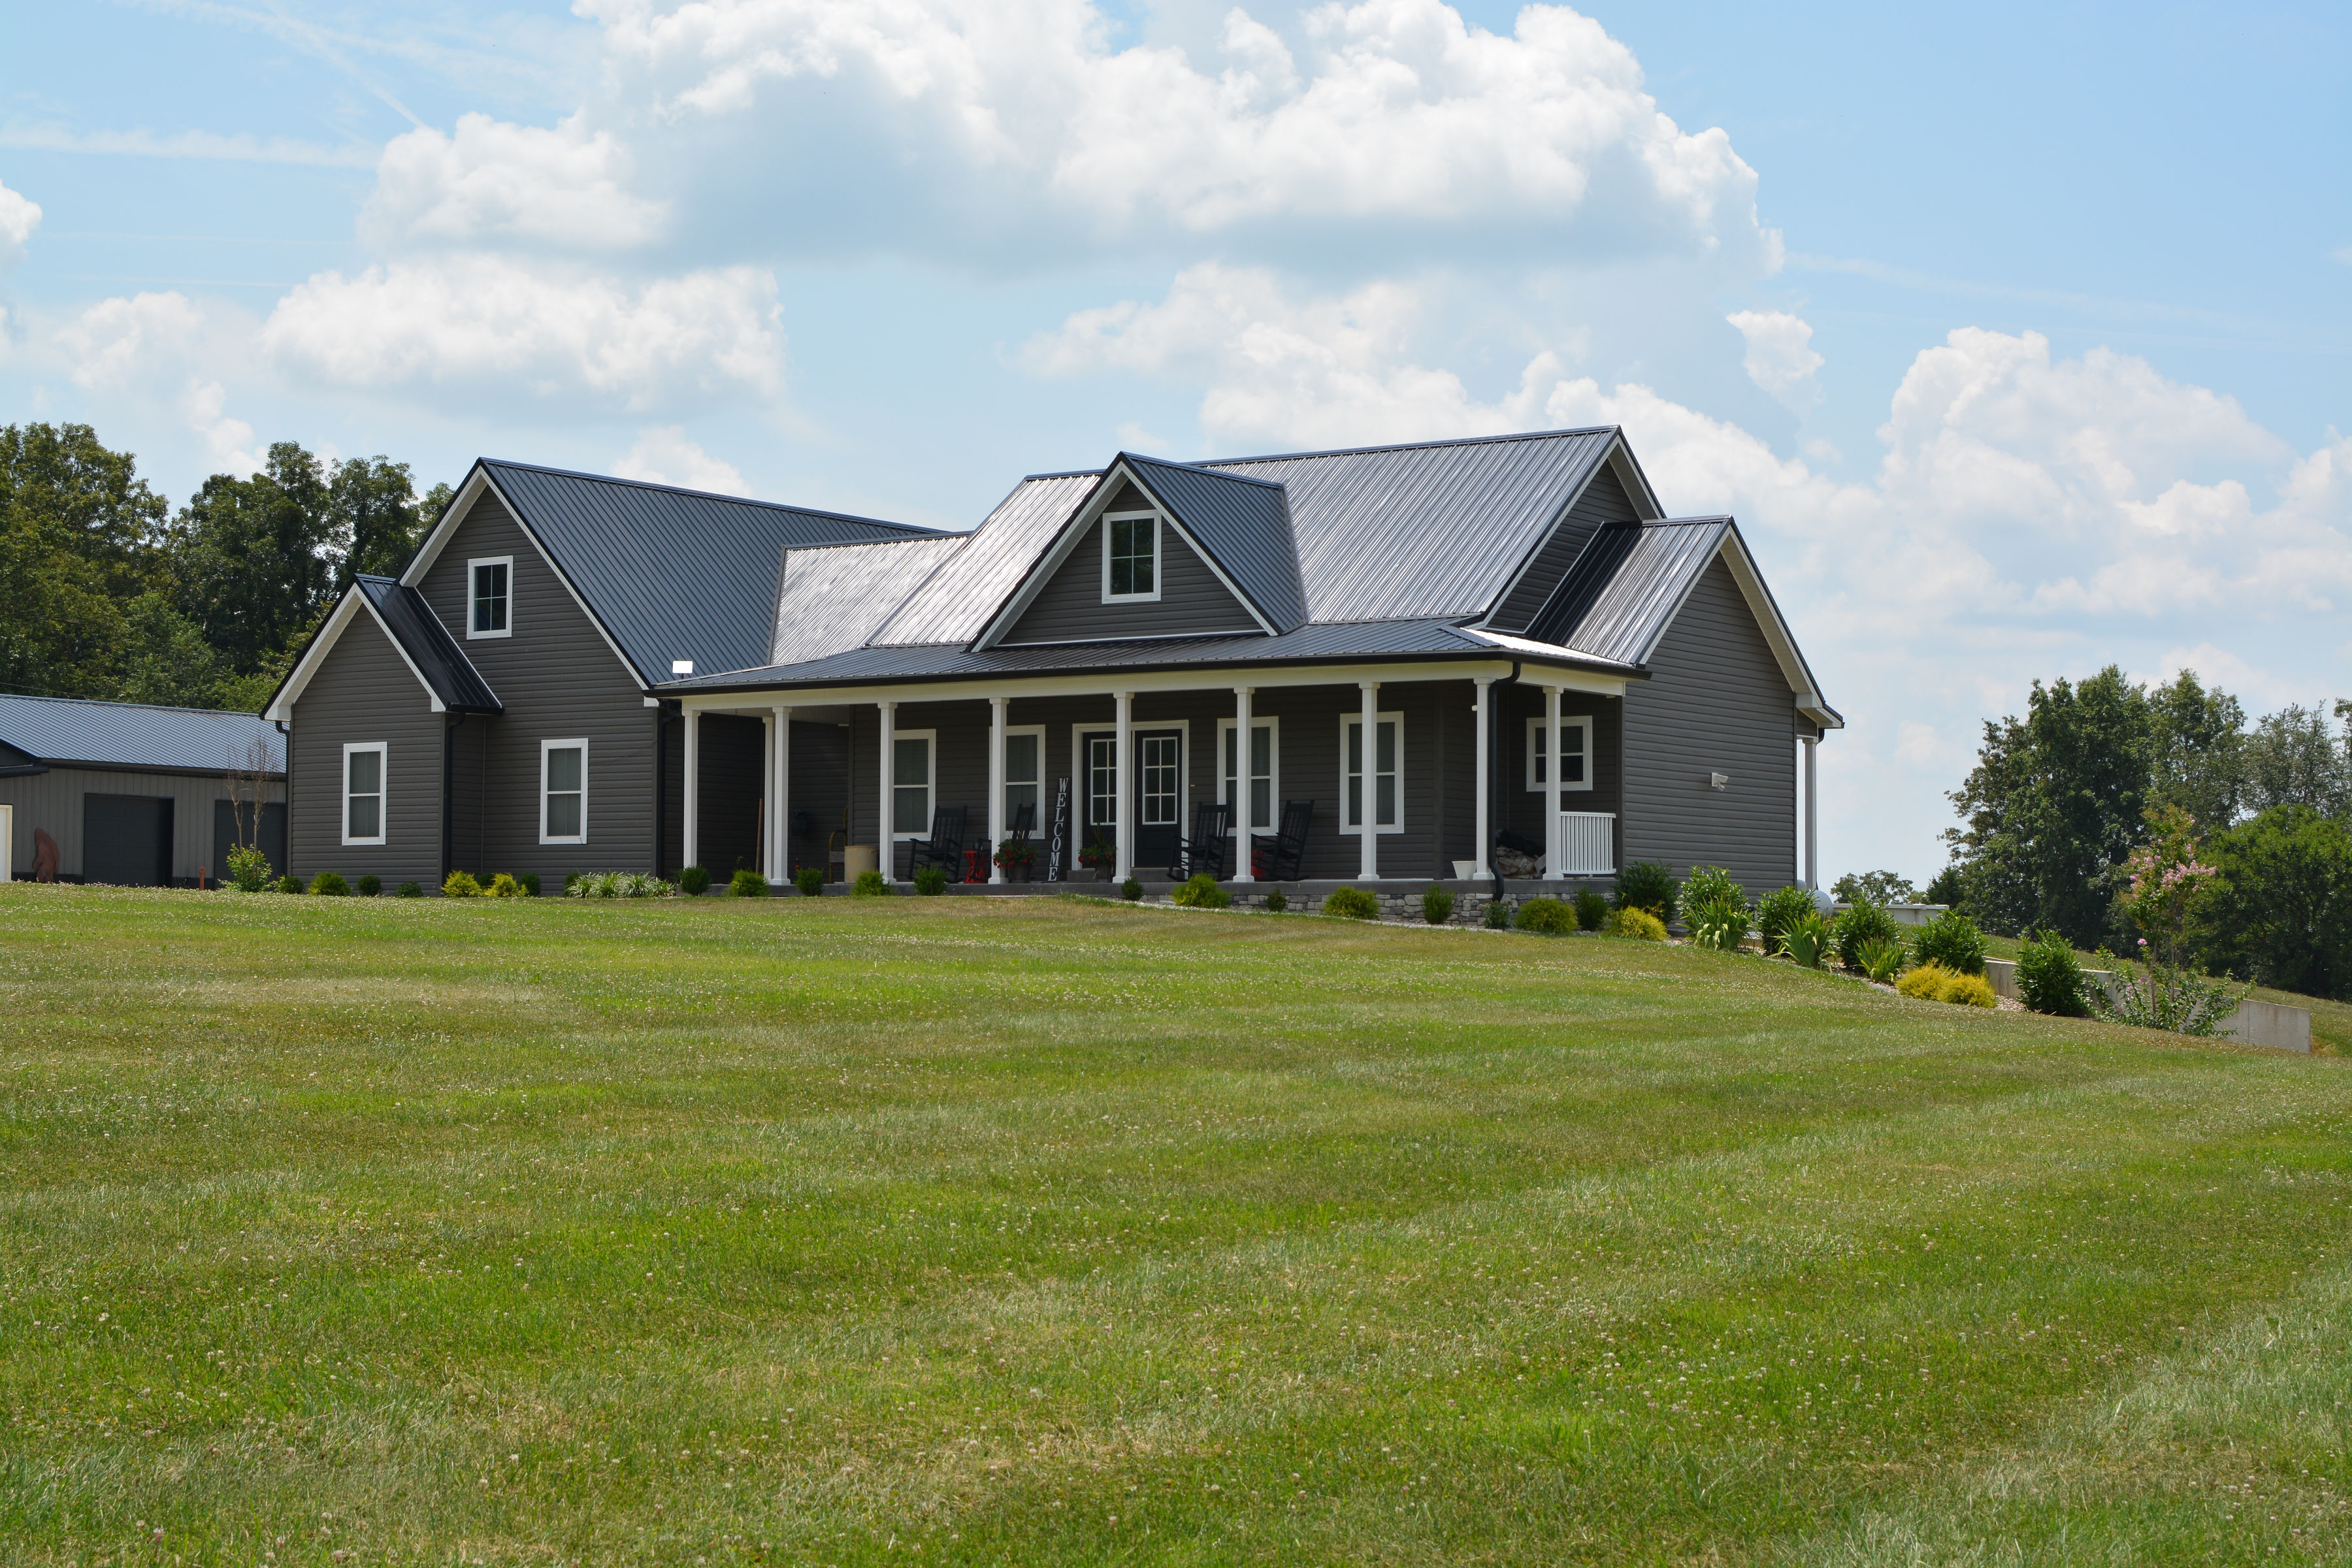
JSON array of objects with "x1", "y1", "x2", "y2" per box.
[
  {"x1": 274, "y1": 720, "x2": 291, "y2": 878},
  {"x1": 1491, "y1": 661, "x2": 1520, "y2": 904},
  {"x1": 441, "y1": 711, "x2": 466, "y2": 885}
]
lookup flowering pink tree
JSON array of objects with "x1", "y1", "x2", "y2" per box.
[{"x1": 2102, "y1": 805, "x2": 2240, "y2": 1034}]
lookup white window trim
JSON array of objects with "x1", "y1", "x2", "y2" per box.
[
  {"x1": 1525, "y1": 715, "x2": 1594, "y2": 793},
  {"x1": 1340, "y1": 711, "x2": 1405, "y2": 835},
  {"x1": 889, "y1": 727, "x2": 938, "y2": 841},
  {"x1": 341, "y1": 741, "x2": 387, "y2": 847},
  {"x1": 1216, "y1": 715, "x2": 1281, "y2": 838},
  {"x1": 1001, "y1": 723, "x2": 1046, "y2": 831},
  {"x1": 539, "y1": 737, "x2": 589, "y2": 845},
  {"x1": 467, "y1": 555, "x2": 514, "y2": 640},
  {"x1": 1100, "y1": 511, "x2": 1162, "y2": 604}
]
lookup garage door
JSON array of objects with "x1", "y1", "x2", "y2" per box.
[{"x1": 84, "y1": 794, "x2": 172, "y2": 886}]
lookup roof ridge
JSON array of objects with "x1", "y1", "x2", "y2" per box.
[
  {"x1": 1120, "y1": 451, "x2": 1287, "y2": 492},
  {"x1": 477, "y1": 458, "x2": 936, "y2": 534},
  {"x1": 785, "y1": 532, "x2": 970, "y2": 554},
  {"x1": 1195, "y1": 425, "x2": 1619, "y2": 468}
]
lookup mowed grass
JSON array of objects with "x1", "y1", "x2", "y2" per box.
[{"x1": 4, "y1": 890, "x2": 2351, "y2": 1567}]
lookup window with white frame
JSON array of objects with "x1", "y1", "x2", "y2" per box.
[
  {"x1": 1002, "y1": 725, "x2": 1045, "y2": 832},
  {"x1": 1138, "y1": 733, "x2": 1180, "y2": 830},
  {"x1": 468, "y1": 557, "x2": 512, "y2": 638},
  {"x1": 342, "y1": 742, "x2": 387, "y2": 845},
  {"x1": 1525, "y1": 715, "x2": 1593, "y2": 793},
  {"x1": 1218, "y1": 718, "x2": 1279, "y2": 836},
  {"x1": 1341, "y1": 712, "x2": 1402, "y2": 834},
  {"x1": 1084, "y1": 734, "x2": 1118, "y2": 833},
  {"x1": 541, "y1": 739, "x2": 587, "y2": 843},
  {"x1": 1101, "y1": 512, "x2": 1160, "y2": 602},
  {"x1": 891, "y1": 730, "x2": 936, "y2": 838}
]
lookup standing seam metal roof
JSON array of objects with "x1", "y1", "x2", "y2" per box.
[
  {"x1": 1121, "y1": 453, "x2": 1307, "y2": 630},
  {"x1": 0, "y1": 693, "x2": 284, "y2": 774},
  {"x1": 355, "y1": 576, "x2": 502, "y2": 711},
  {"x1": 768, "y1": 536, "x2": 970, "y2": 666},
  {"x1": 868, "y1": 473, "x2": 1100, "y2": 647},
  {"x1": 1534, "y1": 519, "x2": 1731, "y2": 666}
]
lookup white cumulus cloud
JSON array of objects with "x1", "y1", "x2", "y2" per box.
[
  {"x1": 1725, "y1": 308, "x2": 1822, "y2": 410},
  {"x1": 0, "y1": 178, "x2": 39, "y2": 272},
  {"x1": 612, "y1": 426, "x2": 751, "y2": 494},
  {"x1": 363, "y1": 113, "x2": 669, "y2": 251},
  {"x1": 56, "y1": 291, "x2": 208, "y2": 391}
]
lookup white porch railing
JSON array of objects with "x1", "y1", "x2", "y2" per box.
[{"x1": 1557, "y1": 811, "x2": 1616, "y2": 876}]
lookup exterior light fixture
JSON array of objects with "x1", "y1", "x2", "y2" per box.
[
  {"x1": 1709, "y1": 772, "x2": 1730, "y2": 791},
  {"x1": 672, "y1": 659, "x2": 694, "y2": 675}
]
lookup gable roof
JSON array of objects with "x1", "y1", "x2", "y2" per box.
[
  {"x1": 1121, "y1": 453, "x2": 1307, "y2": 630},
  {"x1": 354, "y1": 576, "x2": 503, "y2": 712},
  {"x1": 403, "y1": 461, "x2": 938, "y2": 687},
  {"x1": 0, "y1": 693, "x2": 283, "y2": 776}
]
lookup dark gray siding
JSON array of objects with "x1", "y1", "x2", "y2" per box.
[
  {"x1": 1, "y1": 766, "x2": 284, "y2": 883},
  {"x1": 286, "y1": 611, "x2": 446, "y2": 889},
  {"x1": 1620, "y1": 557, "x2": 1800, "y2": 896},
  {"x1": 693, "y1": 714, "x2": 765, "y2": 879},
  {"x1": 416, "y1": 490, "x2": 661, "y2": 879},
  {"x1": 782, "y1": 719, "x2": 849, "y2": 879},
  {"x1": 1004, "y1": 521, "x2": 1260, "y2": 645},
  {"x1": 1497, "y1": 685, "x2": 1623, "y2": 870},
  {"x1": 1490, "y1": 465, "x2": 1640, "y2": 632}
]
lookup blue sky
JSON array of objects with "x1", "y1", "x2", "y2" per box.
[{"x1": 3, "y1": 0, "x2": 2346, "y2": 882}]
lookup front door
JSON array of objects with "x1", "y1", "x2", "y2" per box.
[{"x1": 1135, "y1": 729, "x2": 1182, "y2": 872}]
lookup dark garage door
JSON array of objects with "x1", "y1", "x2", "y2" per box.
[
  {"x1": 212, "y1": 799, "x2": 287, "y2": 881},
  {"x1": 84, "y1": 794, "x2": 172, "y2": 886}
]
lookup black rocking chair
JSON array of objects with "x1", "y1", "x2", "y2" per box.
[
  {"x1": 906, "y1": 804, "x2": 968, "y2": 881},
  {"x1": 1000, "y1": 802, "x2": 1037, "y2": 879},
  {"x1": 1250, "y1": 799, "x2": 1313, "y2": 881},
  {"x1": 1167, "y1": 802, "x2": 1232, "y2": 881}
]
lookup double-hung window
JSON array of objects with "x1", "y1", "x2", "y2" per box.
[
  {"x1": 1341, "y1": 713, "x2": 1401, "y2": 834},
  {"x1": 892, "y1": 730, "x2": 936, "y2": 837},
  {"x1": 1526, "y1": 717, "x2": 1593, "y2": 795},
  {"x1": 1102, "y1": 512, "x2": 1159, "y2": 602},
  {"x1": 541, "y1": 739, "x2": 587, "y2": 843},
  {"x1": 1002, "y1": 726, "x2": 1044, "y2": 831},
  {"x1": 342, "y1": 742, "x2": 387, "y2": 846},
  {"x1": 1085, "y1": 734, "x2": 1119, "y2": 832},
  {"x1": 1219, "y1": 719, "x2": 1277, "y2": 836},
  {"x1": 468, "y1": 557, "x2": 512, "y2": 638}
]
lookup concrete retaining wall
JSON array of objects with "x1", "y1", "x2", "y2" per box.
[{"x1": 1984, "y1": 956, "x2": 2311, "y2": 1053}]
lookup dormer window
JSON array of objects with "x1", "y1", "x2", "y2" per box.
[
  {"x1": 1102, "y1": 512, "x2": 1159, "y2": 603},
  {"x1": 468, "y1": 557, "x2": 512, "y2": 638}
]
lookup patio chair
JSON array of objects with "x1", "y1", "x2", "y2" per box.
[
  {"x1": 1167, "y1": 802, "x2": 1232, "y2": 881},
  {"x1": 1250, "y1": 799, "x2": 1313, "y2": 881},
  {"x1": 906, "y1": 804, "x2": 968, "y2": 882}
]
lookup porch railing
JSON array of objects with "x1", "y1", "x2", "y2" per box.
[{"x1": 1557, "y1": 811, "x2": 1616, "y2": 877}]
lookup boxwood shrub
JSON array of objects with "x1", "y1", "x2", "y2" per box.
[
  {"x1": 1322, "y1": 886, "x2": 1379, "y2": 920},
  {"x1": 1514, "y1": 896, "x2": 1576, "y2": 935}
]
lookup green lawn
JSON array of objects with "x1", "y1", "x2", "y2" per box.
[
  {"x1": 1977, "y1": 930, "x2": 2352, "y2": 1054},
  {"x1": 5, "y1": 887, "x2": 2350, "y2": 1566}
]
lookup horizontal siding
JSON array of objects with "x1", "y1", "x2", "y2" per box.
[
  {"x1": 286, "y1": 611, "x2": 446, "y2": 889},
  {"x1": 1497, "y1": 685, "x2": 1623, "y2": 868},
  {"x1": 1004, "y1": 521, "x2": 1260, "y2": 645},
  {"x1": 1491, "y1": 463, "x2": 1639, "y2": 631},
  {"x1": 1, "y1": 766, "x2": 283, "y2": 883},
  {"x1": 1620, "y1": 557, "x2": 1800, "y2": 896}
]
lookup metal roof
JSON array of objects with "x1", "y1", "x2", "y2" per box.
[
  {"x1": 1530, "y1": 519, "x2": 1731, "y2": 666},
  {"x1": 869, "y1": 473, "x2": 1098, "y2": 647},
  {"x1": 478, "y1": 460, "x2": 936, "y2": 685},
  {"x1": 1122, "y1": 453, "x2": 1307, "y2": 630},
  {"x1": 355, "y1": 576, "x2": 503, "y2": 712},
  {"x1": 0, "y1": 693, "x2": 284, "y2": 775},
  {"x1": 1203, "y1": 427, "x2": 1620, "y2": 622},
  {"x1": 664, "y1": 616, "x2": 1633, "y2": 694},
  {"x1": 769, "y1": 536, "x2": 968, "y2": 666}
]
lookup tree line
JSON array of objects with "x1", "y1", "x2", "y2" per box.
[
  {"x1": 1931, "y1": 667, "x2": 2352, "y2": 1002},
  {"x1": 0, "y1": 423, "x2": 450, "y2": 712}
]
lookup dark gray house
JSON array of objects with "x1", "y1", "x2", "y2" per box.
[
  {"x1": 271, "y1": 429, "x2": 1838, "y2": 898},
  {"x1": 0, "y1": 694, "x2": 286, "y2": 885}
]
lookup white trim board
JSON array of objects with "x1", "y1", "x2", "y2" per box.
[
  {"x1": 341, "y1": 740, "x2": 387, "y2": 847},
  {"x1": 888, "y1": 727, "x2": 938, "y2": 841},
  {"x1": 539, "y1": 736, "x2": 588, "y2": 845},
  {"x1": 466, "y1": 555, "x2": 514, "y2": 640}
]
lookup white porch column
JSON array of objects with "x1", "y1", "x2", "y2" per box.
[
  {"x1": 681, "y1": 707, "x2": 700, "y2": 872},
  {"x1": 1802, "y1": 735, "x2": 1819, "y2": 890},
  {"x1": 771, "y1": 706, "x2": 791, "y2": 884},
  {"x1": 1357, "y1": 680, "x2": 1379, "y2": 882},
  {"x1": 1113, "y1": 690, "x2": 1134, "y2": 883},
  {"x1": 1473, "y1": 677, "x2": 1494, "y2": 880},
  {"x1": 988, "y1": 695, "x2": 1009, "y2": 885},
  {"x1": 878, "y1": 700, "x2": 897, "y2": 881},
  {"x1": 1232, "y1": 685, "x2": 1254, "y2": 883},
  {"x1": 1544, "y1": 683, "x2": 1565, "y2": 883}
]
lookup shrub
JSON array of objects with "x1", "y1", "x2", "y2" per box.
[
  {"x1": 853, "y1": 869, "x2": 891, "y2": 896},
  {"x1": 679, "y1": 865, "x2": 711, "y2": 896},
  {"x1": 276, "y1": 874, "x2": 305, "y2": 894},
  {"x1": 1909, "y1": 909, "x2": 1987, "y2": 975},
  {"x1": 1757, "y1": 885, "x2": 1816, "y2": 949},
  {"x1": 1833, "y1": 900, "x2": 1901, "y2": 972},
  {"x1": 1573, "y1": 889, "x2": 1609, "y2": 931},
  {"x1": 1678, "y1": 865, "x2": 1748, "y2": 926},
  {"x1": 620, "y1": 873, "x2": 674, "y2": 898},
  {"x1": 2095, "y1": 959, "x2": 2240, "y2": 1036},
  {"x1": 1942, "y1": 971, "x2": 1998, "y2": 1008},
  {"x1": 308, "y1": 871, "x2": 350, "y2": 896},
  {"x1": 516, "y1": 872, "x2": 540, "y2": 898},
  {"x1": 355, "y1": 874, "x2": 382, "y2": 897},
  {"x1": 1261, "y1": 887, "x2": 1288, "y2": 913},
  {"x1": 794, "y1": 866, "x2": 825, "y2": 897},
  {"x1": 727, "y1": 868, "x2": 768, "y2": 898},
  {"x1": 1897, "y1": 962, "x2": 1950, "y2": 1001},
  {"x1": 1172, "y1": 872, "x2": 1231, "y2": 909},
  {"x1": 1614, "y1": 860, "x2": 1677, "y2": 918},
  {"x1": 1897, "y1": 962, "x2": 1997, "y2": 1008},
  {"x1": 395, "y1": 881, "x2": 422, "y2": 898},
  {"x1": 567, "y1": 872, "x2": 613, "y2": 898},
  {"x1": 1119, "y1": 875, "x2": 1144, "y2": 902},
  {"x1": 2016, "y1": 928, "x2": 2091, "y2": 1016},
  {"x1": 913, "y1": 865, "x2": 949, "y2": 896},
  {"x1": 485, "y1": 873, "x2": 521, "y2": 899},
  {"x1": 1514, "y1": 896, "x2": 1576, "y2": 935},
  {"x1": 1483, "y1": 897, "x2": 1511, "y2": 929},
  {"x1": 1322, "y1": 886, "x2": 1379, "y2": 920},
  {"x1": 223, "y1": 843, "x2": 273, "y2": 892},
  {"x1": 1421, "y1": 885, "x2": 1454, "y2": 924},
  {"x1": 1855, "y1": 936, "x2": 1906, "y2": 984},
  {"x1": 442, "y1": 870, "x2": 482, "y2": 898},
  {"x1": 1777, "y1": 911, "x2": 1833, "y2": 969},
  {"x1": 1606, "y1": 907, "x2": 1667, "y2": 941}
]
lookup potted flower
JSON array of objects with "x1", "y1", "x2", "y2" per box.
[
  {"x1": 1078, "y1": 835, "x2": 1115, "y2": 879},
  {"x1": 992, "y1": 837, "x2": 1040, "y2": 881}
]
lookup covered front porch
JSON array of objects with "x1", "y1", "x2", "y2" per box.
[{"x1": 676, "y1": 657, "x2": 1631, "y2": 894}]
